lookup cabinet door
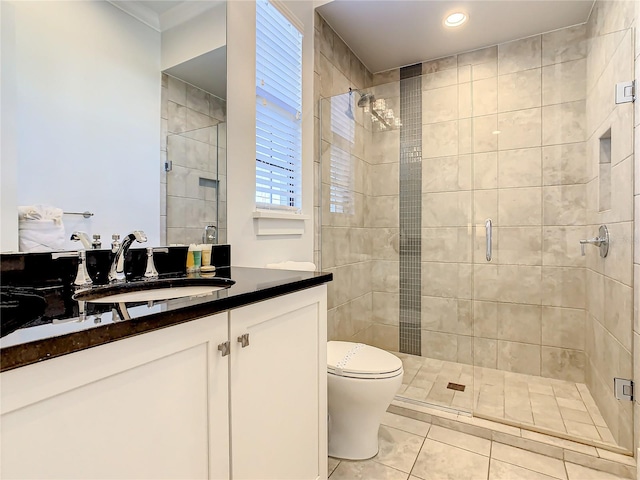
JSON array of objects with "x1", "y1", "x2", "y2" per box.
[
  {"x1": 1, "y1": 313, "x2": 230, "y2": 480},
  {"x1": 229, "y1": 285, "x2": 327, "y2": 480}
]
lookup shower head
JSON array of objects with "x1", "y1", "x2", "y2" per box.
[{"x1": 357, "y1": 92, "x2": 375, "y2": 107}]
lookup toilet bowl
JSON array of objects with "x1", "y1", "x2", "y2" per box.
[{"x1": 327, "y1": 341, "x2": 403, "y2": 460}]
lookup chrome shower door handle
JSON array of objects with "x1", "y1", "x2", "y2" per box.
[{"x1": 485, "y1": 219, "x2": 492, "y2": 262}]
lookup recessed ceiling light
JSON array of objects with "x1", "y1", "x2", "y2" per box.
[{"x1": 444, "y1": 11, "x2": 467, "y2": 28}]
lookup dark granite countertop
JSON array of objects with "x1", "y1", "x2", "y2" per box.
[{"x1": 0, "y1": 266, "x2": 332, "y2": 372}]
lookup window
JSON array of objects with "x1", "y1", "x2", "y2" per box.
[{"x1": 255, "y1": 0, "x2": 303, "y2": 212}]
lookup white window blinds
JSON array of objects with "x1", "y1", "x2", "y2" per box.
[
  {"x1": 256, "y1": 0, "x2": 303, "y2": 212},
  {"x1": 329, "y1": 93, "x2": 355, "y2": 215}
]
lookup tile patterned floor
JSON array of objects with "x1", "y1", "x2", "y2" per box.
[
  {"x1": 395, "y1": 353, "x2": 618, "y2": 448},
  {"x1": 328, "y1": 413, "x2": 629, "y2": 480}
]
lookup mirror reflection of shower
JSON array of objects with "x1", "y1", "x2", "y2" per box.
[{"x1": 346, "y1": 87, "x2": 402, "y2": 130}]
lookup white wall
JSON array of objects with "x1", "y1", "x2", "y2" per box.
[
  {"x1": 226, "y1": 0, "x2": 315, "y2": 267},
  {"x1": 1, "y1": 2, "x2": 18, "y2": 252},
  {"x1": 1, "y1": 1, "x2": 161, "y2": 251},
  {"x1": 161, "y1": 2, "x2": 226, "y2": 71}
]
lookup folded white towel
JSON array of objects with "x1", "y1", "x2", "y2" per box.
[
  {"x1": 18, "y1": 204, "x2": 65, "y2": 252},
  {"x1": 265, "y1": 261, "x2": 317, "y2": 272}
]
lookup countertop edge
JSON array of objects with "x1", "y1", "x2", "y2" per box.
[{"x1": 0, "y1": 273, "x2": 332, "y2": 373}]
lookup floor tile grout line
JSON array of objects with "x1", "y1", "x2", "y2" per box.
[
  {"x1": 407, "y1": 434, "x2": 427, "y2": 479},
  {"x1": 490, "y1": 442, "x2": 569, "y2": 480}
]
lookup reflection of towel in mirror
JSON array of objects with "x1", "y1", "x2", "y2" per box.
[
  {"x1": 18, "y1": 205, "x2": 65, "y2": 252},
  {"x1": 265, "y1": 261, "x2": 316, "y2": 272}
]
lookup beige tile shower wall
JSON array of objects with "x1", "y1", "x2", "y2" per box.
[
  {"x1": 315, "y1": 14, "x2": 377, "y2": 344},
  {"x1": 161, "y1": 74, "x2": 226, "y2": 245},
  {"x1": 418, "y1": 29, "x2": 589, "y2": 380},
  {"x1": 636, "y1": 0, "x2": 640, "y2": 459},
  {"x1": 584, "y1": 0, "x2": 635, "y2": 453}
]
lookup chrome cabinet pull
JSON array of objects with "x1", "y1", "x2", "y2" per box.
[
  {"x1": 218, "y1": 341, "x2": 230, "y2": 357},
  {"x1": 237, "y1": 333, "x2": 250, "y2": 348},
  {"x1": 485, "y1": 219, "x2": 492, "y2": 262}
]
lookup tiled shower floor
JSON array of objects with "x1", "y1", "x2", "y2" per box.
[{"x1": 395, "y1": 353, "x2": 619, "y2": 450}]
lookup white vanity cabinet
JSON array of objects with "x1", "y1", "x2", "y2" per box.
[{"x1": 0, "y1": 285, "x2": 327, "y2": 480}]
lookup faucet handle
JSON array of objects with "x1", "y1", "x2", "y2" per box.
[
  {"x1": 143, "y1": 247, "x2": 159, "y2": 278},
  {"x1": 52, "y1": 250, "x2": 93, "y2": 286}
]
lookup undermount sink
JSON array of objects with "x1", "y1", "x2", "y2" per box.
[{"x1": 72, "y1": 276, "x2": 235, "y2": 304}]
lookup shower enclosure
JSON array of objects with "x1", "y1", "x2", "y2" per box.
[
  {"x1": 320, "y1": 23, "x2": 634, "y2": 453},
  {"x1": 162, "y1": 74, "x2": 227, "y2": 246}
]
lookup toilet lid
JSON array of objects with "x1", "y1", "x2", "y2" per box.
[{"x1": 327, "y1": 341, "x2": 403, "y2": 379}]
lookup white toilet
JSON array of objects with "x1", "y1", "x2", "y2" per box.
[{"x1": 327, "y1": 341, "x2": 404, "y2": 460}]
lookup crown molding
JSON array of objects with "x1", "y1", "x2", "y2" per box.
[
  {"x1": 108, "y1": 1, "x2": 161, "y2": 31},
  {"x1": 160, "y1": 1, "x2": 224, "y2": 32}
]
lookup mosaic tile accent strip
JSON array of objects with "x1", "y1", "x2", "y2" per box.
[{"x1": 399, "y1": 64, "x2": 422, "y2": 356}]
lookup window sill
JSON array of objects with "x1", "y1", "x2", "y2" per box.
[{"x1": 253, "y1": 211, "x2": 309, "y2": 236}]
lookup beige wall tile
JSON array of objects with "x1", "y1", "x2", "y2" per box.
[
  {"x1": 497, "y1": 303, "x2": 541, "y2": 344},
  {"x1": 369, "y1": 163, "x2": 399, "y2": 196},
  {"x1": 371, "y1": 260, "x2": 399, "y2": 294},
  {"x1": 498, "y1": 148, "x2": 542, "y2": 188},
  {"x1": 474, "y1": 337, "x2": 497, "y2": 368},
  {"x1": 422, "y1": 296, "x2": 472, "y2": 336},
  {"x1": 603, "y1": 276, "x2": 633, "y2": 351},
  {"x1": 366, "y1": 195, "x2": 398, "y2": 228},
  {"x1": 543, "y1": 185, "x2": 586, "y2": 226},
  {"x1": 423, "y1": 191, "x2": 472, "y2": 227},
  {"x1": 542, "y1": 266, "x2": 585, "y2": 309},
  {"x1": 474, "y1": 264, "x2": 542, "y2": 305},
  {"x1": 497, "y1": 340, "x2": 541, "y2": 375},
  {"x1": 498, "y1": 36, "x2": 542, "y2": 75},
  {"x1": 542, "y1": 101, "x2": 586, "y2": 145},
  {"x1": 474, "y1": 301, "x2": 498, "y2": 338},
  {"x1": 423, "y1": 85, "x2": 458, "y2": 124},
  {"x1": 473, "y1": 152, "x2": 498, "y2": 189},
  {"x1": 421, "y1": 262, "x2": 472, "y2": 299},
  {"x1": 371, "y1": 227, "x2": 399, "y2": 260},
  {"x1": 541, "y1": 306, "x2": 585, "y2": 350},
  {"x1": 473, "y1": 190, "x2": 498, "y2": 224},
  {"x1": 459, "y1": 46, "x2": 498, "y2": 66},
  {"x1": 498, "y1": 69, "x2": 542, "y2": 112},
  {"x1": 473, "y1": 115, "x2": 498, "y2": 153},
  {"x1": 423, "y1": 68, "x2": 458, "y2": 90},
  {"x1": 422, "y1": 55, "x2": 457, "y2": 74},
  {"x1": 541, "y1": 347, "x2": 586, "y2": 382},
  {"x1": 497, "y1": 108, "x2": 542, "y2": 150},
  {"x1": 372, "y1": 292, "x2": 399, "y2": 326},
  {"x1": 421, "y1": 331, "x2": 458, "y2": 362},
  {"x1": 602, "y1": 221, "x2": 633, "y2": 286},
  {"x1": 542, "y1": 226, "x2": 586, "y2": 267},
  {"x1": 499, "y1": 187, "x2": 542, "y2": 226},
  {"x1": 422, "y1": 156, "x2": 470, "y2": 193},
  {"x1": 542, "y1": 59, "x2": 587, "y2": 106},
  {"x1": 542, "y1": 142, "x2": 588, "y2": 186},
  {"x1": 542, "y1": 24, "x2": 587, "y2": 66},
  {"x1": 472, "y1": 77, "x2": 498, "y2": 116},
  {"x1": 422, "y1": 227, "x2": 471, "y2": 263},
  {"x1": 498, "y1": 227, "x2": 542, "y2": 265},
  {"x1": 368, "y1": 128, "x2": 399, "y2": 165},
  {"x1": 423, "y1": 120, "x2": 458, "y2": 158}
]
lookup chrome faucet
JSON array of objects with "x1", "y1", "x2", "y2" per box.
[
  {"x1": 70, "y1": 231, "x2": 92, "y2": 250},
  {"x1": 108, "y1": 230, "x2": 147, "y2": 282},
  {"x1": 203, "y1": 224, "x2": 217, "y2": 244}
]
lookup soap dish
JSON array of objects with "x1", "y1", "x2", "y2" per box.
[{"x1": 200, "y1": 265, "x2": 216, "y2": 273}]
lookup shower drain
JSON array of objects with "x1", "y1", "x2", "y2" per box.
[{"x1": 447, "y1": 382, "x2": 466, "y2": 392}]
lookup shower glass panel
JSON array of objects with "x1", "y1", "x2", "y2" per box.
[
  {"x1": 321, "y1": 22, "x2": 634, "y2": 454},
  {"x1": 166, "y1": 122, "x2": 227, "y2": 245}
]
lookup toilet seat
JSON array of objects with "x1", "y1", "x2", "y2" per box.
[{"x1": 327, "y1": 341, "x2": 403, "y2": 379}]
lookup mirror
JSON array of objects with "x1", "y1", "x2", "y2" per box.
[{"x1": 0, "y1": 0, "x2": 227, "y2": 252}]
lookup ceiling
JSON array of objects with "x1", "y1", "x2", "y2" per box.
[{"x1": 316, "y1": 0, "x2": 595, "y2": 73}]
